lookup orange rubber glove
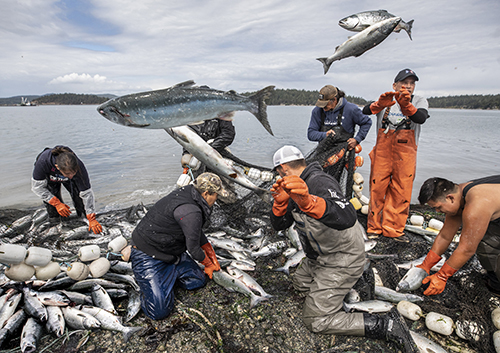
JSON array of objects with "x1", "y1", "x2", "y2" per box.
[
  {"x1": 416, "y1": 250, "x2": 442, "y2": 274},
  {"x1": 48, "y1": 196, "x2": 71, "y2": 217},
  {"x1": 395, "y1": 87, "x2": 417, "y2": 116},
  {"x1": 271, "y1": 178, "x2": 290, "y2": 217},
  {"x1": 201, "y1": 242, "x2": 220, "y2": 272},
  {"x1": 370, "y1": 91, "x2": 396, "y2": 114},
  {"x1": 282, "y1": 175, "x2": 326, "y2": 219},
  {"x1": 86, "y1": 213, "x2": 102, "y2": 234},
  {"x1": 201, "y1": 256, "x2": 218, "y2": 279},
  {"x1": 422, "y1": 262, "x2": 457, "y2": 296}
]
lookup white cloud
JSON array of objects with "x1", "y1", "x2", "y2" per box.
[
  {"x1": 49, "y1": 73, "x2": 108, "y2": 85},
  {"x1": 1, "y1": 0, "x2": 499, "y2": 98}
]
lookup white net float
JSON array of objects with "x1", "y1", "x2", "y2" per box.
[
  {"x1": 0, "y1": 244, "x2": 27, "y2": 265},
  {"x1": 353, "y1": 172, "x2": 364, "y2": 185},
  {"x1": 359, "y1": 195, "x2": 370, "y2": 206},
  {"x1": 428, "y1": 219, "x2": 444, "y2": 231},
  {"x1": 78, "y1": 245, "x2": 101, "y2": 262},
  {"x1": 25, "y1": 246, "x2": 52, "y2": 267},
  {"x1": 397, "y1": 300, "x2": 423, "y2": 321},
  {"x1": 67, "y1": 262, "x2": 89, "y2": 281},
  {"x1": 410, "y1": 215, "x2": 425, "y2": 226},
  {"x1": 5, "y1": 262, "x2": 35, "y2": 281},
  {"x1": 188, "y1": 156, "x2": 201, "y2": 170},
  {"x1": 89, "y1": 257, "x2": 110, "y2": 278},
  {"x1": 352, "y1": 184, "x2": 363, "y2": 193},
  {"x1": 260, "y1": 171, "x2": 274, "y2": 182},
  {"x1": 176, "y1": 173, "x2": 191, "y2": 188},
  {"x1": 108, "y1": 236, "x2": 128, "y2": 253},
  {"x1": 425, "y1": 312, "x2": 454, "y2": 336},
  {"x1": 35, "y1": 261, "x2": 61, "y2": 280},
  {"x1": 246, "y1": 168, "x2": 261, "y2": 180},
  {"x1": 360, "y1": 205, "x2": 369, "y2": 215},
  {"x1": 492, "y1": 307, "x2": 500, "y2": 330}
]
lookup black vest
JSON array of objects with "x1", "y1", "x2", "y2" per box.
[{"x1": 132, "y1": 185, "x2": 211, "y2": 263}]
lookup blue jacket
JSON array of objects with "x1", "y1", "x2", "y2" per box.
[{"x1": 307, "y1": 99, "x2": 372, "y2": 143}]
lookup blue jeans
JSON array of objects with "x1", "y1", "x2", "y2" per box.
[{"x1": 131, "y1": 247, "x2": 207, "y2": 320}]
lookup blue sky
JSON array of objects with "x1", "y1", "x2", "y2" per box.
[{"x1": 1, "y1": 0, "x2": 499, "y2": 100}]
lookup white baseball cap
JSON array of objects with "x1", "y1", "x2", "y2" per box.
[{"x1": 273, "y1": 145, "x2": 305, "y2": 168}]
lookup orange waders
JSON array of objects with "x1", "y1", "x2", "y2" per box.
[{"x1": 367, "y1": 127, "x2": 417, "y2": 238}]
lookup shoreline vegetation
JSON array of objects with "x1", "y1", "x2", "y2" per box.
[{"x1": 1, "y1": 90, "x2": 499, "y2": 110}]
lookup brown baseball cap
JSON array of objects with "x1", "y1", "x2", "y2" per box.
[
  {"x1": 315, "y1": 85, "x2": 338, "y2": 108},
  {"x1": 194, "y1": 172, "x2": 229, "y2": 198}
]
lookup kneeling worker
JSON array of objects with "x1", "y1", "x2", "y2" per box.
[
  {"x1": 269, "y1": 145, "x2": 417, "y2": 352},
  {"x1": 130, "y1": 172, "x2": 225, "y2": 320}
]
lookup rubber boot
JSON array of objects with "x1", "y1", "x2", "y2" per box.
[{"x1": 364, "y1": 307, "x2": 418, "y2": 353}]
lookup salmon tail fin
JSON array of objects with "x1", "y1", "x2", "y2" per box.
[
  {"x1": 122, "y1": 326, "x2": 143, "y2": 343},
  {"x1": 405, "y1": 19, "x2": 414, "y2": 40},
  {"x1": 248, "y1": 86, "x2": 275, "y2": 136},
  {"x1": 249, "y1": 294, "x2": 268, "y2": 309},
  {"x1": 274, "y1": 266, "x2": 290, "y2": 276},
  {"x1": 316, "y1": 57, "x2": 332, "y2": 75}
]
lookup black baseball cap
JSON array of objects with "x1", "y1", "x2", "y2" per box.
[{"x1": 394, "y1": 68, "x2": 419, "y2": 83}]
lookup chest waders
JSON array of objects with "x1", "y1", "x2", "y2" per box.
[
  {"x1": 319, "y1": 108, "x2": 356, "y2": 196},
  {"x1": 367, "y1": 107, "x2": 417, "y2": 238}
]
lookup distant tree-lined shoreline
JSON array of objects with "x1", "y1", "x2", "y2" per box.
[{"x1": 1, "y1": 91, "x2": 499, "y2": 110}]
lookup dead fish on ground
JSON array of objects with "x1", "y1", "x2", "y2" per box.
[
  {"x1": 343, "y1": 299, "x2": 393, "y2": 313},
  {"x1": 227, "y1": 266, "x2": 273, "y2": 298},
  {"x1": 274, "y1": 250, "x2": 305, "y2": 276},
  {"x1": 212, "y1": 270, "x2": 269, "y2": 309},
  {"x1": 374, "y1": 285, "x2": 424, "y2": 303},
  {"x1": 396, "y1": 266, "x2": 428, "y2": 292},
  {"x1": 80, "y1": 305, "x2": 143, "y2": 342},
  {"x1": 251, "y1": 241, "x2": 287, "y2": 258}
]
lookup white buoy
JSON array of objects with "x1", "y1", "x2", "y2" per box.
[
  {"x1": 493, "y1": 330, "x2": 500, "y2": 353},
  {"x1": 428, "y1": 219, "x2": 444, "y2": 231},
  {"x1": 89, "y1": 257, "x2": 110, "y2": 278},
  {"x1": 361, "y1": 205, "x2": 369, "y2": 215},
  {"x1": 425, "y1": 312, "x2": 454, "y2": 336},
  {"x1": 35, "y1": 261, "x2": 61, "y2": 280},
  {"x1": 25, "y1": 247, "x2": 52, "y2": 267},
  {"x1": 359, "y1": 195, "x2": 370, "y2": 206},
  {"x1": 352, "y1": 184, "x2": 363, "y2": 193},
  {"x1": 0, "y1": 244, "x2": 27, "y2": 265},
  {"x1": 188, "y1": 156, "x2": 201, "y2": 170},
  {"x1": 78, "y1": 245, "x2": 101, "y2": 262},
  {"x1": 397, "y1": 300, "x2": 423, "y2": 321},
  {"x1": 67, "y1": 262, "x2": 89, "y2": 281},
  {"x1": 246, "y1": 168, "x2": 261, "y2": 180},
  {"x1": 176, "y1": 173, "x2": 191, "y2": 188},
  {"x1": 410, "y1": 215, "x2": 425, "y2": 226},
  {"x1": 108, "y1": 236, "x2": 128, "y2": 253},
  {"x1": 260, "y1": 171, "x2": 274, "y2": 182},
  {"x1": 5, "y1": 262, "x2": 35, "y2": 281},
  {"x1": 492, "y1": 307, "x2": 500, "y2": 330},
  {"x1": 455, "y1": 320, "x2": 484, "y2": 341},
  {"x1": 353, "y1": 173, "x2": 364, "y2": 185},
  {"x1": 181, "y1": 154, "x2": 191, "y2": 167}
]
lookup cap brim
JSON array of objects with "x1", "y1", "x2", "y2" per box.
[
  {"x1": 217, "y1": 188, "x2": 229, "y2": 198},
  {"x1": 315, "y1": 99, "x2": 329, "y2": 108}
]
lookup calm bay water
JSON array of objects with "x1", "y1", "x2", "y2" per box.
[{"x1": 0, "y1": 105, "x2": 499, "y2": 212}]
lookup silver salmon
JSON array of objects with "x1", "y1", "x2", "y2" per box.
[
  {"x1": 339, "y1": 9, "x2": 413, "y2": 40},
  {"x1": 166, "y1": 125, "x2": 270, "y2": 198},
  {"x1": 212, "y1": 270, "x2": 268, "y2": 309},
  {"x1": 317, "y1": 17, "x2": 401, "y2": 74},
  {"x1": 97, "y1": 81, "x2": 275, "y2": 135}
]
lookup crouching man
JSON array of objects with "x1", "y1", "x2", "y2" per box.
[{"x1": 269, "y1": 145, "x2": 417, "y2": 352}]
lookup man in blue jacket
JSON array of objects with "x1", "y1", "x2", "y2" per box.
[{"x1": 308, "y1": 85, "x2": 372, "y2": 151}]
